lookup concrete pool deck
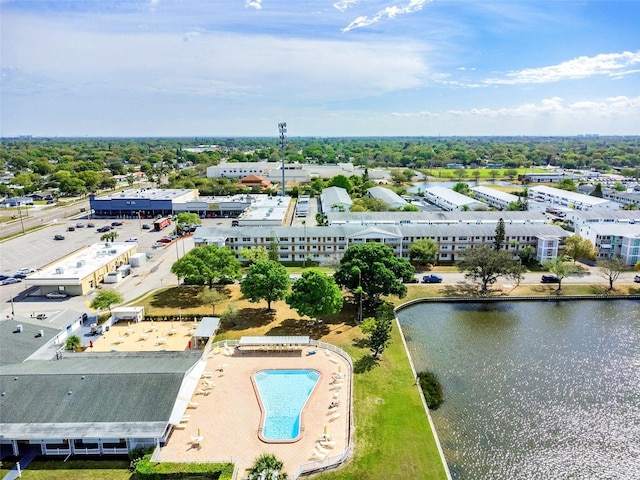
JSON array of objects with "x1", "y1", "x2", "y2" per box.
[{"x1": 156, "y1": 345, "x2": 351, "y2": 477}]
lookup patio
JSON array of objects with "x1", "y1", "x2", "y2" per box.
[{"x1": 156, "y1": 344, "x2": 351, "y2": 478}]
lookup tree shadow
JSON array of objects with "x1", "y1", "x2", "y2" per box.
[
  {"x1": 352, "y1": 337, "x2": 369, "y2": 348},
  {"x1": 149, "y1": 286, "x2": 232, "y2": 309},
  {"x1": 266, "y1": 318, "x2": 331, "y2": 337},
  {"x1": 441, "y1": 282, "x2": 504, "y2": 297},
  {"x1": 218, "y1": 307, "x2": 277, "y2": 332},
  {"x1": 353, "y1": 354, "x2": 379, "y2": 374}
]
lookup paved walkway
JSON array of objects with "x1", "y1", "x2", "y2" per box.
[{"x1": 2, "y1": 446, "x2": 39, "y2": 480}]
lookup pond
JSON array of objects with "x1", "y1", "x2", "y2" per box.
[{"x1": 397, "y1": 300, "x2": 640, "y2": 480}]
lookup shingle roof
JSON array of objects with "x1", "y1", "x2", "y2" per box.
[
  {"x1": 0, "y1": 352, "x2": 200, "y2": 439},
  {"x1": 0, "y1": 319, "x2": 60, "y2": 366}
]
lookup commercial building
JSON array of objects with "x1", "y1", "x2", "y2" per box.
[
  {"x1": 423, "y1": 186, "x2": 486, "y2": 211},
  {"x1": 195, "y1": 223, "x2": 568, "y2": 264},
  {"x1": 366, "y1": 186, "x2": 408, "y2": 209},
  {"x1": 206, "y1": 162, "x2": 357, "y2": 183},
  {"x1": 90, "y1": 189, "x2": 197, "y2": 217},
  {"x1": 320, "y1": 186, "x2": 353, "y2": 213},
  {"x1": 519, "y1": 172, "x2": 578, "y2": 184},
  {"x1": 470, "y1": 186, "x2": 520, "y2": 210},
  {"x1": 25, "y1": 242, "x2": 138, "y2": 296},
  {"x1": 528, "y1": 185, "x2": 621, "y2": 212},
  {"x1": 234, "y1": 196, "x2": 293, "y2": 227}
]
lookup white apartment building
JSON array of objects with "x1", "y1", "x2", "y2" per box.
[
  {"x1": 528, "y1": 185, "x2": 621, "y2": 211},
  {"x1": 194, "y1": 223, "x2": 569, "y2": 264},
  {"x1": 577, "y1": 223, "x2": 640, "y2": 265},
  {"x1": 423, "y1": 186, "x2": 486, "y2": 211},
  {"x1": 564, "y1": 210, "x2": 640, "y2": 230},
  {"x1": 470, "y1": 186, "x2": 520, "y2": 210}
]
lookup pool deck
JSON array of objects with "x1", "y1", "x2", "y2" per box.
[{"x1": 156, "y1": 346, "x2": 351, "y2": 478}]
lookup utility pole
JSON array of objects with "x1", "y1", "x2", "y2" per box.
[{"x1": 278, "y1": 122, "x2": 287, "y2": 197}]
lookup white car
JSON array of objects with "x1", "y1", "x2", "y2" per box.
[
  {"x1": 46, "y1": 291, "x2": 68, "y2": 299},
  {"x1": 634, "y1": 275, "x2": 640, "y2": 283},
  {"x1": 126, "y1": 237, "x2": 138, "y2": 242},
  {"x1": 16, "y1": 268, "x2": 35, "y2": 275}
]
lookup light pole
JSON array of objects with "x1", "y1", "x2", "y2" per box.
[
  {"x1": 17, "y1": 202, "x2": 25, "y2": 235},
  {"x1": 278, "y1": 122, "x2": 287, "y2": 197},
  {"x1": 10, "y1": 288, "x2": 15, "y2": 318}
]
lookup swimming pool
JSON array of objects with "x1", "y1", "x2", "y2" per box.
[{"x1": 253, "y1": 369, "x2": 320, "y2": 442}]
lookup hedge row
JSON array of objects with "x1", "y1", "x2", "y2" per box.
[
  {"x1": 143, "y1": 314, "x2": 203, "y2": 322},
  {"x1": 135, "y1": 455, "x2": 234, "y2": 480}
]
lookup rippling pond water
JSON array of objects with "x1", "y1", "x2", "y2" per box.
[{"x1": 397, "y1": 300, "x2": 640, "y2": 480}]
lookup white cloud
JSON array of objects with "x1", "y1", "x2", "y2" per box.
[
  {"x1": 333, "y1": 0, "x2": 360, "y2": 12},
  {"x1": 484, "y1": 51, "x2": 640, "y2": 85},
  {"x1": 343, "y1": 0, "x2": 433, "y2": 32},
  {"x1": 0, "y1": 16, "x2": 429, "y2": 101},
  {"x1": 245, "y1": 0, "x2": 262, "y2": 10}
]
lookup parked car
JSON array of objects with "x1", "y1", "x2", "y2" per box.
[
  {"x1": 111, "y1": 221, "x2": 123, "y2": 227},
  {"x1": 151, "y1": 242, "x2": 166, "y2": 249},
  {"x1": 16, "y1": 268, "x2": 35, "y2": 275},
  {"x1": 67, "y1": 226, "x2": 75, "y2": 231},
  {"x1": 421, "y1": 274, "x2": 443, "y2": 283},
  {"x1": 0, "y1": 275, "x2": 9, "y2": 281},
  {"x1": 54, "y1": 234, "x2": 65, "y2": 240},
  {"x1": 541, "y1": 274, "x2": 560, "y2": 283},
  {"x1": 46, "y1": 291, "x2": 68, "y2": 299},
  {"x1": 126, "y1": 237, "x2": 138, "y2": 242},
  {"x1": 97, "y1": 226, "x2": 112, "y2": 232},
  {"x1": 36, "y1": 313, "x2": 47, "y2": 320},
  {"x1": 76, "y1": 222, "x2": 85, "y2": 228},
  {"x1": 87, "y1": 222, "x2": 95, "y2": 228},
  {"x1": 1, "y1": 277, "x2": 21, "y2": 285},
  {"x1": 405, "y1": 278, "x2": 419, "y2": 283},
  {"x1": 142, "y1": 223, "x2": 151, "y2": 230},
  {"x1": 13, "y1": 272, "x2": 30, "y2": 279},
  {"x1": 157, "y1": 237, "x2": 173, "y2": 243},
  {"x1": 634, "y1": 275, "x2": 640, "y2": 283}
]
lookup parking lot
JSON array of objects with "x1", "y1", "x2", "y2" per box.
[{"x1": 0, "y1": 214, "x2": 236, "y2": 319}]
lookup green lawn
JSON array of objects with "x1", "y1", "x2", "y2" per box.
[
  {"x1": 16, "y1": 459, "x2": 132, "y2": 479},
  {"x1": 319, "y1": 325, "x2": 448, "y2": 480}
]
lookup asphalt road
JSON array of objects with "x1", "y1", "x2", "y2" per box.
[{"x1": 1, "y1": 199, "x2": 91, "y2": 238}]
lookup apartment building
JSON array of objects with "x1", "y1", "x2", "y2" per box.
[
  {"x1": 528, "y1": 185, "x2": 620, "y2": 211},
  {"x1": 470, "y1": 185, "x2": 520, "y2": 210}
]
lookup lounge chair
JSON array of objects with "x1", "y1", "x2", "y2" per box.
[
  {"x1": 203, "y1": 380, "x2": 216, "y2": 388},
  {"x1": 330, "y1": 412, "x2": 341, "y2": 421},
  {"x1": 315, "y1": 444, "x2": 331, "y2": 455},
  {"x1": 173, "y1": 423, "x2": 186, "y2": 430},
  {"x1": 311, "y1": 447, "x2": 327, "y2": 460},
  {"x1": 319, "y1": 440, "x2": 336, "y2": 448},
  {"x1": 201, "y1": 371, "x2": 213, "y2": 378},
  {"x1": 187, "y1": 401, "x2": 199, "y2": 409}
]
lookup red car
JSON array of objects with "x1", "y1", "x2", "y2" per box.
[{"x1": 157, "y1": 237, "x2": 173, "y2": 243}]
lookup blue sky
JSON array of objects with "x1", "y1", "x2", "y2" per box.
[{"x1": 1, "y1": 0, "x2": 639, "y2": 137}]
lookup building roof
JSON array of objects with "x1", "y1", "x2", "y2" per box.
[
  {"x1": 26, "y1": 242, "x2": 137, "y2": 285},
  {"x1": 320, "y1": 186, "x2": 353, "y2": 208},
  {"x1": 529, "y1": 185, "x2": 616, "y2": 206},
  {"x1": 366, "y1": 186, "x2": 407, "y2": 206},
  {"x1": 424, "y1": 186, "x2": 485, "y2": 208},
  {"x1": 470, "y1": 185, "x2": 519, "y2": 203},
  {"x1": 95, "y1": 188, "x2": 197, "y2": 201},
  {"x1": 0, "y1": 319, "x2": 60, "y2": 366},
  {"x1": 580, "y1": 223, "x2": 640, "y2": 236},
  {"x1": 326, "y1": 210, "x2": 547, "y2": 225},
  {"x1": 0, "y1": 352, "x2": 200, "y2": 440}
]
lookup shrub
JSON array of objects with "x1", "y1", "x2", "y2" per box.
[
  {"x1": 135, "y1": 455, "x2": 234, "y2": 479},
  {"x1": 417, "y1": 371, "x2": 444, "y2": 410},
  {"x1": 129, "y1": 446, "x2": 154, "y2": 472}
]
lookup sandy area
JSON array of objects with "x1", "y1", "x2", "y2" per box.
[{"x1": 89, "y1": 319, "x2": 201, "y2": 352}]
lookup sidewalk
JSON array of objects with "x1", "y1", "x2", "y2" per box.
[{"x1": 2, "y1": 446, "x2": 39, "y2": 480}]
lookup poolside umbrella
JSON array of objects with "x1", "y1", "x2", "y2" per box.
[{"x1": 323, "y1": 425, "x2": 327, "y2": 435}]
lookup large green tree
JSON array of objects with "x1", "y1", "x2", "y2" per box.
[
  {"x1": 247, "y1": 453, "x2": 288, "y2": 480},
  {"x1": 238, "y1": 246, "x2": 269, "y2": 265},
  {"x1": 174, "y1": 212, "x2": 201, "y2": 235},
  {"x1": 240, "y1": 260, "x2": 290, "y2": 310},
  {"x1": 198, "y1": 288, "x2": 227, "y2": 315},
  {"x1": 457, "y1": 244, "x2": 524, "y2": 293},
  {"x1": 543, "y1": 257, "x2": 578, "y2": 293},
  {"x1": 333, "y1": 242, "x2": 415, "y2": 305},
  {"x1": 286, "y1": 270, "x2": 343, "y2": 319},
  {"x1": 563, "y1": 235, "x2": 596, "y2": 262},
  {"x1": 493, "y1": 218, "x2": 505, "y2": 251},
  {"x1": 408, "y1": 238, "x2": 439, "y2": 265},
  {"x1": 170, "y1": 245, "x2": 241, "y2": 288},
  {"x1": 90, "y1": 289, "x2": 124, "y2": 313},
  {"x1": 369, "y1": 304, "x2": 394, "y2": 358}
]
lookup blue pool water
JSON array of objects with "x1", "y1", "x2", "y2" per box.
[{"x1": 254, "y1": 369, "x2": 320, "y2": 441}]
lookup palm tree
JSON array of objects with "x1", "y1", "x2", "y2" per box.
[
  {"x1": 247, "y1": 453, "x2": 288, "y2": 480},
  {"x1": 101, "y1": 231, "x2": 119, "y2": 243}
]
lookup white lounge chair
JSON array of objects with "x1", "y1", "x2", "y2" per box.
[
  {"x1": 203, "y1": 379, "x2": 216, "y2": 388},
  {"x1": 311, "y1": 448, "x2": 327, "y2": 460},
  {"x1": 187, "y1": 401, "x2": 199, "y2": 409},
  {"x1": 201, "y1": 371, "x2": 213, "y2": 378},
  {"x1": 319, "y1": 440, "x2": 336, "y2": 448},
  {"x1": 330, "y1": 412, "x2": 341, "y2": 421}
]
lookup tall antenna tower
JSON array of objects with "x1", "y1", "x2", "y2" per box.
[{"x1": 278, "y1": 122, "x2": 287, "y2": 197}]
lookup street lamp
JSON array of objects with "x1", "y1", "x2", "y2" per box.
[
  {"x1": 17, "y1": 202, "x2": 25, "y2": 235},
  {"x1": 278, "y1": 122, "x2": 287, "y2": 197}
]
